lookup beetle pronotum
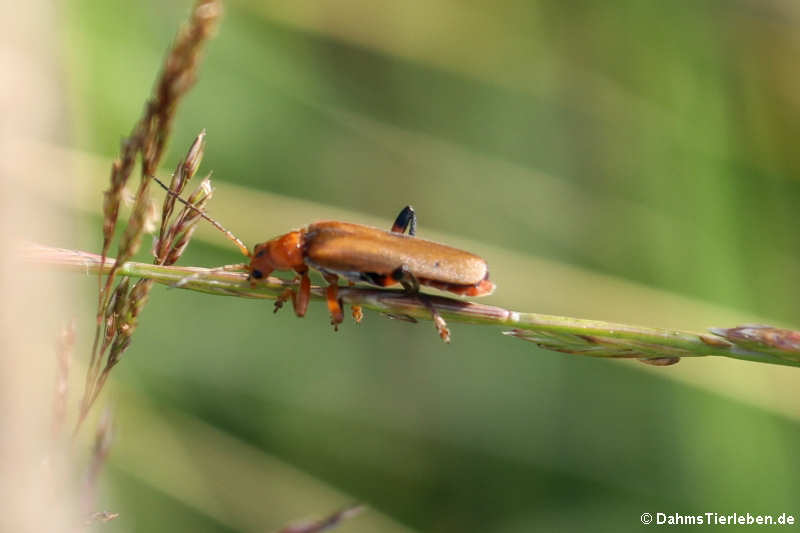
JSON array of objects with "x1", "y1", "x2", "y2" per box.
[{"x1": 153, "y1": 177, "x2": 496, "y2": 341}]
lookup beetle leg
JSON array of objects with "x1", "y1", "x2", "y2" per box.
[
  {"x1": 323, "y1": 273, "x2": 344, "y2": 330},
  {"x1": 273, "y1": 268, "x2": 310, "y2": 316},
  {"x1": 423, "y1": 300, "x2": 451, "y2": 343},
  {"x1": 393, "y1": 265, "x2": 420, "y2": 293},
  {"x1": 347, "y1": 281, "x2": 364, "y2": 323},
  {"x1": 393, "y1": 265, "x2": 451, "y2": 343},
  {"x1": 273, "y1": 287, "x2": 294, "y2": 314},
  {"x1": 293, "y1": 268, "x2": 311, "y2": 317},
  {"x1": 390, "y1": 205, "x2": 416, "y2": 236}
]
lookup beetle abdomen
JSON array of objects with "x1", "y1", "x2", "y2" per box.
[{"x1": 304, "y1": 221, "x2": 491, "y2": 289}]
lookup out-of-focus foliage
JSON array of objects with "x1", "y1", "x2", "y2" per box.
[{"x1": 59, "y1": 1, "x2": 800, "y2": 532}]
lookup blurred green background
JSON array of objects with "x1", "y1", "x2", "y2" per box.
[{"x1": 54, "y1": 1, "x2": 800, "y2": 531}]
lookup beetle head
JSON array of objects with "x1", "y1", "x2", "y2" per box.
[{"x1": 249, "y1": 230, "x2": 305, "y2": 280}]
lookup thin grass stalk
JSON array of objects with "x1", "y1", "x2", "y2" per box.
[{"x1": 27, "y1": 243, "x2": 800, "y2": 369}]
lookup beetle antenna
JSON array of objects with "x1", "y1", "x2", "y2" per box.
[{"x1": 151, "y1": 175, "x2": 251, "y2": 257}]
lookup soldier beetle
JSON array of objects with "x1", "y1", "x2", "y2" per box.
[{"x1": 153, "y1": 177, "x2": 495, "y2": 341}]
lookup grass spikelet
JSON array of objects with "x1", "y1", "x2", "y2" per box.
[
  {"x1": 154, "y1": 130, "x2": 209, "y2": 265},
  {"x1": 165, "y1": 176, "x2": 213, "y2": 265},
  {"x1": 78, "y1": 0, "x2": 222, "y2": 434}
]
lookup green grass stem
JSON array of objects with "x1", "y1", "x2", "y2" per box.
[{"x1": 27, "y1": 243, "x2": 800, "y2": 368}]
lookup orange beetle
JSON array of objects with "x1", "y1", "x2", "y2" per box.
[
  {"x1": 249, "y1": 208, "x2": 495, "y2": 330},
  {"x1": 155, "y1": 178, "x2": 495, "y2": 340}
]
